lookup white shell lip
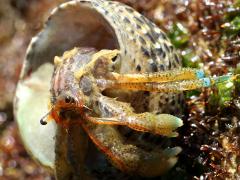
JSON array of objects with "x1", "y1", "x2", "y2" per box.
[
  {"x1": 14, "y1": 63, "x2": 56, "y2": 170},
  {"x1": 14, "y1": 0, "x2": 118, "y2": 170}
]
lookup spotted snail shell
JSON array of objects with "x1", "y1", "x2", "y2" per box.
[{"x1": 14, "y1": 0, "x2": 182, "y2": 179}]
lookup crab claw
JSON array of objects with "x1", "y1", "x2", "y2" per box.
[
  {"x1": 138, "y1": 113, "x2": 183, "y2": 137},
  {"x1": 87, "y1": 95, "x2": 183, "y2": 137}
]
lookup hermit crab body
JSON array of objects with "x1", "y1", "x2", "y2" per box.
[
  {"x1": 14, "y1": 0, "x2": 234, "y2": 179},
  {"x1": 42, "y1": 47, "x2": 184, "y2": 177}
]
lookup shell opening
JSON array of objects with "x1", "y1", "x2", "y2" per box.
[{"x1": 22, "y1": 1, "x2": 119, "y2": 78}]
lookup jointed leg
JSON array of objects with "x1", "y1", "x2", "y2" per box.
[
  {"x1": 98, "y1": 74, "x2": 234, "y2": 93},
  {"x1": 81, "y1": 120, "x2": 182, "y2": 177},
  {"x1": 109, "y1": 68, "x2": 205, "y2": 83},
  {"x1": 88, "y1": 95, "x2": 183, "y2": 137},
  {"x1": 72, "y1": 49, "x2": 234, "y2": 93},
  {"x1": 87, "y1": 113, "x2": 182, "y2": 137}
]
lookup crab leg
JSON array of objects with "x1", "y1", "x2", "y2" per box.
[
  {"x1": 98, "y1": 74, "x2": 233, "y2": 93},
  {"x1": 81, "y1": 120, "x2": 181, "y2": 177},
  {"x1": 109, "y1": 68, "x2": 205, "y2": 83},
  {"x1": 89, "y1": 96, "x2": 183, "y2": 137},
  {"x1": 87, "y1": 114, "x2": 182, "y2": 137}
]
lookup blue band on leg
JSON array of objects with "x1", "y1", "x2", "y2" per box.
[
  {"x1": 202, "y1": 78, "x2": 211, "y2": 87},
  {"x1": 196, "y1": 70, "x2": 205, "y2": 79}
]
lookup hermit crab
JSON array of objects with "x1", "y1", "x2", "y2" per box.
[{"x1": 14, "y1": 0, "x2": 235, "y2": 179}]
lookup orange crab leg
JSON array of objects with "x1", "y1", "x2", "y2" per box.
[
  {"x1": 98, "y1": 74, "x2": 233, "y2": 93},
  {"x1": 81, "y1": 121, "x2": 126, "y2": 171},
  {"x1": 109, "y1": 68, "x2": 205, "y2": 83}
]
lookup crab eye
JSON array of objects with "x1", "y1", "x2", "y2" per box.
[{"x1": 64, "y1": 96, "x2": 75, "y2": 104}]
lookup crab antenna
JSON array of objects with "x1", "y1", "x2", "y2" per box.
[{"x1": 40, "y1": 110, "x2": 51, "y2": 125}]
